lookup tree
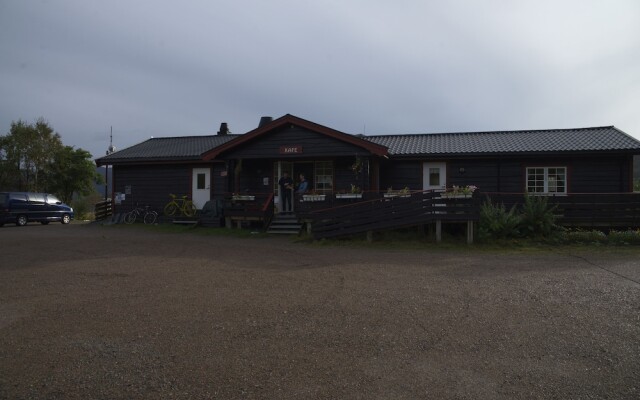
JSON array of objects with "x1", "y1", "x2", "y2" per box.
[
  {"x1": 0, "y1": 118, "x2": 63, "y2": 191},
  {"x1": 0, "y1": 119, "x2": 101, "y2": 202},
  {"x1": 47, "y1": 146, "x2": 102, "y2": 203}
]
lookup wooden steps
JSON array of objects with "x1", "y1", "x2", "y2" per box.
[{"x1": 267, "y1": 213, "x2": 302, "y2": 235}]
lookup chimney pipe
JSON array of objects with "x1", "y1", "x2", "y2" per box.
[
  {"x1": 218, "y1": 122, "x2": 229, "y2": 135},
  {"x1": 258, "y1": 116, "x2": 273, "y2": 128}
]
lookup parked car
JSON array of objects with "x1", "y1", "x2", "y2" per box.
[{"x1": 0, "y1": 192, "x2": 74, "y2": 227}]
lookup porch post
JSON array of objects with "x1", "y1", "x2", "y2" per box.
[{"x1": 467, "y1": 220, "x2": 474, "y2": 244}]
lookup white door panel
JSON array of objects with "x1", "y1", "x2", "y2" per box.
[{"x1": 192, "y1": 168, "x2": 211, "y2": 209}]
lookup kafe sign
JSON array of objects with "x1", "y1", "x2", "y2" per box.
[{"x1": 279, "y1": 145, "x2": 303, "y2": 154}]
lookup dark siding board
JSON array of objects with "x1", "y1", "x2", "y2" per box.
[
  {"x1": 334, "y1": 158, "x2": 371, "y2": 193},
  {"x1": 222, "y1": 126, "x2": 370, "y2": 159},
  {"x1": 381, "y1": 155, "x2": 634, "y2": 195},
  {"x1": 448, "y1": 160, "x2": 500, "y2": 192},
  {"x1": 379, "y1": 160, "x2": 422, "y2": 191},
  {"x1": 237, "y1": 159, "x2": 273, "y2": 194},
  {"x1": 113, "y1": 165, "x2": 191, "y2": 213},
  {"x1": 212, "y1": 163, "x2": 228, "y2": 200},
  {"x1": 569, "y1": 156, "x2": 631, "y2": 193}
]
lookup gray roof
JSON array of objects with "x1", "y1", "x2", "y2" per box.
[
  {"x1": 96, "y1": 135, "x2": 239, "y2": 164},
  {"x1": 365, "y1": 126, "x2": 640, "y2": 156}
]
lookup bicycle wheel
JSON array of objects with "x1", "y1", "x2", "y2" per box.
[
  {"x1": 143, "y1": 211, "x2": 157, "y2": 225},
  {"x1": 183, "y1": 201, "x2": 196, "y2": 217},
  {"x1": 124, "y1": 211, "x2": 136, "y2": 224},
  {"x1": 164, "y1": 202, "x2": 178, "y2": 216}
]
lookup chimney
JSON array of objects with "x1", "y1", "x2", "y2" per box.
[
  {"x1": 217, "y1": 122, "x2": 229, "y2": 135},
  {"x1": 258, "y1": 116, "x2": 273, "y2": 128}
]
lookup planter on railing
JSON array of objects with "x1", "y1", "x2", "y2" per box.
[
  {"x1": 232, "y1": 195, "x2": 255, "y2": 201},
  {"x1": 336, "y1": 193, "x2": 363, "y2": 199},
  {"x1": 303, "y1": 194, "x2": 326, "y2": 202},
  {"x1": 383, "y1": 193, "x2": 410, "y2": 198}
]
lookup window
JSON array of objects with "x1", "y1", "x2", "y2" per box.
[
  {"x1": 526, "y1": 167, "x2": 566, "y2": 194},
  {"x1": 46, "y1": 194, "x2": 62, "y2": 204},
  {"x1": 196, "y1": 173, "x2": 206, "y2": 190},
  {"x1": 314, "y1": 161, "x2": 333, "y2": 193},
  {"x1": 429, "y1": 168, "x2": 440, "y2": 186}
]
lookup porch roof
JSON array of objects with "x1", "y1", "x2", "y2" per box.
[{"x1": 365, "y1": 126, "x2": 640, "y2": 156}]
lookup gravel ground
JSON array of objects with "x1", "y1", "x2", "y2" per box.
[{"x1": 0, "y1": 223, "x2": 639, "y2": 399}]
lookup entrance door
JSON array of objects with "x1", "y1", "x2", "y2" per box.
[
  {"x1": 423, "y1": 162, "x2": 447, "y2": 191},
  {"x1": 192, "y1": 167, "x2": 211, "y2": 209},
  {"x1": 274, "y1": 162, "x2": 293, "y2": 213}
]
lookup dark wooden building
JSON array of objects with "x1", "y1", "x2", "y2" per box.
[{"x1": 96, "y1": 114, "x2": 640, "y2": 233}]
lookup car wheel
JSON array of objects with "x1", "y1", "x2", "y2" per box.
[
  {"x1": 61, "y1": 214, "x2": 71, "y2": 224},
  {"x1": 16, "y1": 215, "x2": 28, "y2": 226},
  {"x1": 41, "y1": 221, "x2": 50, "y2": 225}
]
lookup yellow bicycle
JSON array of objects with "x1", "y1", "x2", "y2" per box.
[{"x1": 164, "y1": 194, "x2": 196, "y2": 217}]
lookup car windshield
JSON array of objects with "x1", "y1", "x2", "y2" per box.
[
  {"x1": 46, "y1": 194, "x2": 62, "y2": 204},
  {"x1": 0, "y1": 193, "x2": 7, "y2": 205}
]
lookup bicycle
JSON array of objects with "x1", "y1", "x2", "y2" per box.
[
  {"x1": 124, "y1": 204, "x2": 158, "y2": 224},
  {"x1": 164, "y1": 194, "x2": 196, "y2": 217}
]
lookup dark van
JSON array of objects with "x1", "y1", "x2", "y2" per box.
[{"x1": 0, "y1": 192, "x2": 74, "y2": 227}]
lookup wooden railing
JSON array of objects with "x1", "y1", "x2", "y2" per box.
[
  {"x1": 94, "y1": 199, "x2": 113, "y2": 221},
  {"x1": 307, "y1": 191, "x2": 480, "y2": 240},
  {"x1": 222, "y1": 193, "x2": 275, "y2": 228}
]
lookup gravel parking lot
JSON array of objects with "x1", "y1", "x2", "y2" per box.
[{"x1": 1, "y1": 223, "x2": 639, "y2": 399}]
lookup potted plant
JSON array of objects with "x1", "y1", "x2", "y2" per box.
[
  {"x1": 336, "y1": 184, "x2": 363, "y2": 199},
  {"x1": 440, "y1": 185, "x2": 477, "y2": 198},
  {"x1": 384, "y1": 186, "x2": 411, "y2": 198}
]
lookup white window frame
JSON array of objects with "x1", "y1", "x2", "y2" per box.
[
  {"x1": 314, "y1": 161, "x2": 334, "y2": 193},
  {"x1": 526, "y1": 166, "x2": 567, "y2": 195}
]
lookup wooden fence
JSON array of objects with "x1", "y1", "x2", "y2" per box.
[
  {"x1": 94, "y1": 199, "x2": 113, "y2": 221},
  {"x1": 304, "y1": 191, "x2": 480, "y2": 240}
]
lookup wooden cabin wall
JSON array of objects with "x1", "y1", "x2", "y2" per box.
[
  {"x1": 334, "y1": 158, "x2": 371, "y2": 193},
  {"x1": 569, "y1": 155, "x2": 633, "y2": 193},
  {"x1": 447, "y1": 154, "x2": 635, "y2": 194},
  {"x1": 212, "y1": 163, "x2": 228, "y2": 200},
  {"x1": 237, "y1": 159, "x2": 273, "y2": 194},
  {"x1": 378, "y1": 160, "x2": 422, "y2": 191},
  {"x1": 113, "y1": 164, "x2": 191, "y2": 213}
]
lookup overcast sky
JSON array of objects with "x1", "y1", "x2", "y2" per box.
[{"x1": 1, "y1": 0, "x2": 639, "y2": 159}]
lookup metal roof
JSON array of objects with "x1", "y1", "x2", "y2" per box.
[
  {"x1": 364, "y1": 126, "x2": 640, "y2": 156},
  {"x1": 96, "y1": 135, "x2": 239, "y2": 164}
]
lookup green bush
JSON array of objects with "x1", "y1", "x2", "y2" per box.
[
  {"x1": 608, "y1": 229, "x2": 640, "y2": 245},
  {"x1": 478, "y1": 197, "x2": 522, "y2": 241},
  {"x1": 520, "y1": 194, "x2": 560, "y2": 239},
  {"x1": 562, "y1": 229, "x2": 607, "y2": 245}
]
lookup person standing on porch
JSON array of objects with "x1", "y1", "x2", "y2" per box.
[
  {"x1": 296, "y1": 173, "x2": 309, "y2": 195},
  {"x1": 278, "y1": 172, "x2": 294, "y2": 213}
]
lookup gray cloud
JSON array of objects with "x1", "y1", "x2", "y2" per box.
[{"x1": 1, "y1": 0, "x2": 639, "y2": 159}]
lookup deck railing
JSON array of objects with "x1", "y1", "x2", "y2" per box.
[
  {"x1": 304, "y1": 190, "x2": 480, "y2": 240},
  {"x1": 94, "y1": 199, "x2": 113, "y2": 221}
]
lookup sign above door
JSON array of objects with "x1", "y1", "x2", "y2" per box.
[{"x1": 279, "y1": 145, "x2": 303, "y2": 155}]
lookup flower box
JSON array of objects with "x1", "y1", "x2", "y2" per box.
[
  {"x1": 384, "y1": 193, "x2": 410, "y2": 198},
  {"x1": 336, "y1": 193, "x2": 362, "y2": 199},
  {"x1": 440, "y1": 193, "x2": 472, "y2": 199},
  {"x1": 303, "y1": 194, "x2": 326, "y2": 202},
  {"x1": 232, "y1": 195, "x2": 255, "y2": 201}
]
